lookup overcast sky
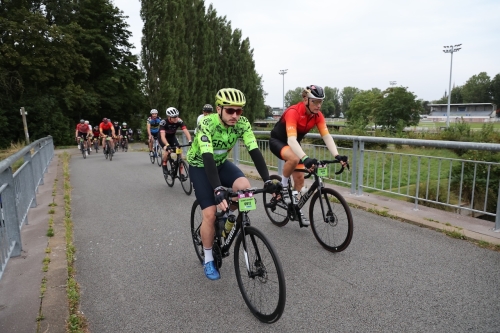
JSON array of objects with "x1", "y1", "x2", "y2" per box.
[{"x1": 113, "y1": 0, "x2": 500, "y2": 107}]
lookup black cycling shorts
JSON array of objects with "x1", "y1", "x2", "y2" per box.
[
  {"x1": 77, "y1": 132, "x2": 88, "y2": 140},
  {"x1": 189, "y1": 160, "x2": 245, "y2": 210}
]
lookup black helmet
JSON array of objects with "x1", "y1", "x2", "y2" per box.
[
  {"x1": 203, "y1": 104, "x2": 213, "y2": 112},
  {"x1": 305, "y1": 85, "x2": 325, "y2": 99}
]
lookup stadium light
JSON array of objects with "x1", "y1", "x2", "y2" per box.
[
  {"x1": 443, "y1": 44, "x2": 462, "y2": 127},
  {"x1": 279, "y1": 69, "x2": 288, "y2": 113}
]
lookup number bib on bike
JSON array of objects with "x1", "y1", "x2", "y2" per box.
[
  {"x1": 176, "y1": 147, "x2": 182, "y2": 154},
  {"x1": 238, "y1": 193, "x2": 256, "y2": 211},
  {"x1": 317, "y1": 166, "x2": 328, "y2": 177}
]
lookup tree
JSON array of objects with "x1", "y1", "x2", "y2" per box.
[
  {"x1": 375, "y1": 87, "x2": 422, "y2": 130},
  {"x1": 323, "y1": 86, "x2": 341, "y2": 117},
  {"x1": 345, "y1": 90, "x2": 380, "y2": 129},
  {"x1": 340, "y1": 86, "x2": 361, "y2": 114},
  {"x1": 490, "y1": 73, "x2": 500, "y2": 115},
  {"x1": 284, "y1": 87, "x2": 303, "y2": 108},
  {"x1": 461, "y1": 72, "x2": 491, "y2": 103}
]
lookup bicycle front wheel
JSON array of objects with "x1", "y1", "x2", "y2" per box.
[
  {"x1": 190, "y1": 200, "x2": 204, "y2": 265},
  {"x1": 179, "y1": 160, "x2": 192, "y2": 195},
  {"x1": 156, "y1": 146, "x2": 162, "y2": 166},
  {"x1": 309, "y1": 188, "x2": 353, "y2": 252},
  {"x1": 263, "y1": 175, "x2": 289, "y2": 227},
  {"x1": 234, "y1": 226, "x2": 286, "y2": 323},
  {"x1": 164, "y1": 159, "x2": 175, "y2": 187}
]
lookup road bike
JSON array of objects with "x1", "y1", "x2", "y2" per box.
[
  {"x1": 102, "y1": 136, "x2": 114, "y2": 161},
  {"x1": 163, "y1": 144, "x2": 192, "y2": 195},
  {"x1": 93, "y1": 137, "x2": 99, "y2": 153},
  {"x1": 119, "y1": 136, "x2": 128, "y2": 152},
  {"x1": 190, "y1": 187, "x2": 286, "y2": 323},
  {"x1": 77, "y1": 136, "x2": 88, "y2": 159},
  {"x1": 263, "y1": 160, "x2": 353, "y2": 253},
  {"x1": 150, "y1": 137, "x2": 162, "y2": 166}
]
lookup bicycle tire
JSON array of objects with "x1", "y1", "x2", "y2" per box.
[
  {"x1": 234, "y1": 226, "x2": 286, "y2": 323},
  {"x1": 109, "y1": 146, "x2": 113, "y2": 161},
  {"x1": 150, "y1": 142, "x2": 155, "y2": 164},
  {"x1": 263, "y1": 175, "x2": 289, "y2": 227},
  {"x1": 190, "y1": 200, "x2": 204, "y2": 265},
  {"x1": 164, "y1": 158, "x2": 175, "y2": 187},
  {"x1": 156, "y1": 145, "x2": 162, "y2": 166},
  {"x1": 81, "y1": 141, "x2": 86, "y2": 159},
  {"x1": 179, "y1": 160, "x2": 192, "y2": 195},
  {"x1": 309, "y1": 187, "x2": 353, "y2": 252}
]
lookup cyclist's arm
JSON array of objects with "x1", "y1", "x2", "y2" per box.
[
  {"x1": 147, "y1": 122, "x2": 151, "y2": 137},
  {"x1": 202, "y1": 153, "x2": 222, "y2": 189},
  {"x1": 317, "y1": 117, "x2": 340, "y2": 157},
  {"x1": 182, "y1": 127, "x2": 192, "y2": 142},
  {"x1": 160, "y1": 131, "x2": 168, "y2": 147},
  {"x1": 111, "y1": 127, "x2": 115, "y2": 137},
  {"x1": 75, "y1": 126, "x2": 78, "y2": 138},
  {"x1": 248, "y1": 148, "x2": 269, "y2": 182},
  {"x1": 283, "y1": 110, "x2": 308, "y2": 160}
]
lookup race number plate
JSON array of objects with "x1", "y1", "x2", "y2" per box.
[
  {"x1": 176, "y1": 147, "x2": 182, "y2": 154},
  {"x1": 317, "y1": 166, "x2": 328, "y2": 177},
  {"x1": 238, "y1": 192, "x2": 256, "y2": 211}
]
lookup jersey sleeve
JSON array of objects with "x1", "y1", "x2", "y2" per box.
[
  {"x1": 239, "y1": 117, "x2": 258, "y2": 151},
  {"x1": 283, "y1": 108, "x2": 299, "y2": 138},
  {"x1": 178, "y1": 119, "x2": 187, "y2": 130},
  {"x1": 197, "y1": 116, "x2": 214, "y2": 155},
  {"x1": 315, "y1": 112, "x2": 330, "y2": 136}
]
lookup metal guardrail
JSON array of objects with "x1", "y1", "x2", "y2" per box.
[
  {"x1": 0, "y1": 136, "x2": 54, "y2": 280},
  {"x1": 223, "y1": 131, "x2": 500, "y2": 231}
]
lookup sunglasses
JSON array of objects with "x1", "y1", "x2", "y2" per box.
[
  {"x1": 309, "y1": 99, "x2": 323, "y2": 106},
  {"x1": 224, "y1": 107, "x2": 243, "y2": 116}
]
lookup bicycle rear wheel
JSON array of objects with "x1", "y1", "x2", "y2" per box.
[
  {"x1": 234, "y1": 226, "x2": 286, "y2": 323},
  {"x1": 81, "y1": 142, "x2": 86, "y2": 159},
  {"x1": 190, "y1": 200, "x2": 204, "y2": 265},
  {"x1": 263, "y1": 175, "x2": 289, "y2": 227},
  {"x1": 309, "y1": 188, "x2": 353, "y2": 252},
  {"x1": 179, "y1": 160, "x2": 192, "y2": 195}
]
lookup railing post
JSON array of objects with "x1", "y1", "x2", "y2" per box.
[
  {"x1": 350, "y1": 139, "x2": 358, "y2": 195},
  {"x1": 495, "y1": 179, "x2": 500, "y2": 232},
  {"x1": 414, "y1": 156, "x2": 421, "y2": 211},
  {"x1": 0, "y1": 169, "x2": 22, "y2": 257},
  {"x1": 23, "y1": 151, "x2": 37, "y2": 208},
  {"x1": 357, "y1": 141, "x2": 365, "y2": 196}
]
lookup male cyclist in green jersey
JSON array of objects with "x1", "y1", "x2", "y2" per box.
[{"x1": 188, "y1": 88, "x2": 280, "y2": 280}]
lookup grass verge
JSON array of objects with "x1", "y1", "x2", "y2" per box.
[{"x1": 61, "y1": 152, "x2": 88, "y2": 332}]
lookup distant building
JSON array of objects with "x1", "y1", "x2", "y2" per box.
[
  {"x1": 271, "y1": 107, "x2": 284, "y2": 117},
  {"x1": 427, "y1": 103, "x2": 497, "y2": 122}
]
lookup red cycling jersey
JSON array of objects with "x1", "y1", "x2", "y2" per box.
[
  {"x1": 76, "y1": 124, "x2": 90, "y2": 133},
  {"x1": 100, "y1": 122, "x2": 113, "y2": 131},
  {"x1": 271, "y1": 102, "x2": 329, "y2": 142}
]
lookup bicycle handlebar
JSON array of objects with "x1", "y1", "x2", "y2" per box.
[
  {"x1": 214, "y1": 187, "x2": 266, "y2": 217},
  {"x1": 298, "y1": 159, "x2": 350, "y2": 178}
]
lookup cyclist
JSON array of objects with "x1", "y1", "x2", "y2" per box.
[
  {"x1": 75, "y1": 119, "x2": 90, "y2": 153},
  {"x1": 99, "y1": 118, "x2": 116, "y2": 153},
  {"x1": 269, "y1": 85, "x2": 348, "y2": 226},
  {"x1": 113, "y1": 121, "x2": 121, "y2": 149},
  {"x1": 147, "y1": 109, "x2": 161, "y2": 156},
  {"x1": 92, "y1": 125, "x2": 101, "y2": 151},
  {"x1": 194, "y1": 104, "x2": 213, "y2": 134},
  {"x1": 120, "y1": 122, "x2": 129, "y2": 150},
  {"x1": 85, "y1": 120, "x2": 93, "y2": 151},
  {"x1": 187, "y1": 88, "x2": 279, "y2": 280},
  {"x1": 159, "y1": 107, "x2": 192, "y2": 175}
]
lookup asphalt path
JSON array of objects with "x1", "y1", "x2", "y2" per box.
[{"x1": 71, "y1": 148, "x2": 500, "y2": 332}]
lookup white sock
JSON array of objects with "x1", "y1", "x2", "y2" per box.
[
  {"x1": 281, "y1": 176, "x2": 289, "y2": 187},
  {"x1": 204, "y1": 248, "x2": 214, "y2": 264}
]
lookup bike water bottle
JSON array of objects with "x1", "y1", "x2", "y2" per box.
[
  {"x1": 300, "y1": 186, "x2": 308, "y2": 196},
  {"x1": 223, "y1": 214, "x2": 236, "y2": 238},
  {"x1": 292, "y1": 190, "x2": 299, "y2": 204}
]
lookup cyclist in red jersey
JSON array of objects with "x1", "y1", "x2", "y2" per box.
[
  {"x1": 269, "y1": 85, "x2": 347, "y2": 226},
  {"x1": 99, "y1": 118, "x2": 116, "y2": 153},
  {"x1": 75, "y1": 119, "x2": 91, "y2": 152}
]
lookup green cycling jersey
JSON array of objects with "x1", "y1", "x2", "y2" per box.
[{"x1": 187, "y1": 113, "x2": 258, "y2": 167}]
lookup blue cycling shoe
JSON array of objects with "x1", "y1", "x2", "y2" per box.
[{"x1": 203, "y1": 261, "x2": 220, "y2": 280}]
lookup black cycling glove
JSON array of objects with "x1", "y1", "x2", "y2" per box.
[
  {"x1": 335, "y1": 155, "x2": 348, "y2": 163},
  {"x1": 214, "y1": 186, "x2": 227, "y2": 205},
  {"x1": 302, "y1": 156, "x2": 318, "y2": 169},
  {"x1": 264, "y1": 180, "x2": 282, "y2": 194}
]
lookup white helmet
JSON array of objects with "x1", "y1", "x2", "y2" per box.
[
  {"x1": 122, "y1": 122, "x2": 127, "y2": 126},
  {"x1": 150, "y1": 109, "x2": 158, "y2": 114},
  {"x1": 84, "y1": 120, "x2": 89, "y2": 124},
  {"x1": 166, "y1": 107, "x2": 179, "y2": 117}
]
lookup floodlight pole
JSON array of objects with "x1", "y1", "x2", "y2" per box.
[
  {"x1": 443, "y1": 44, "x2": 462, "y2": 127},
  {"x1": 279, "y1": 69, "x2": 288, "y2": 113},
  {"x1": 20, "y1": 107, "x2": 30, "y2": 144}
]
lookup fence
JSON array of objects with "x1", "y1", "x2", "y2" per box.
[
  {"x1": 217, "y1": 132, "x2": 500, "y2": 231},
  {"x1": 0, "y1": 137, "x2": 54, "y2": 280}
]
